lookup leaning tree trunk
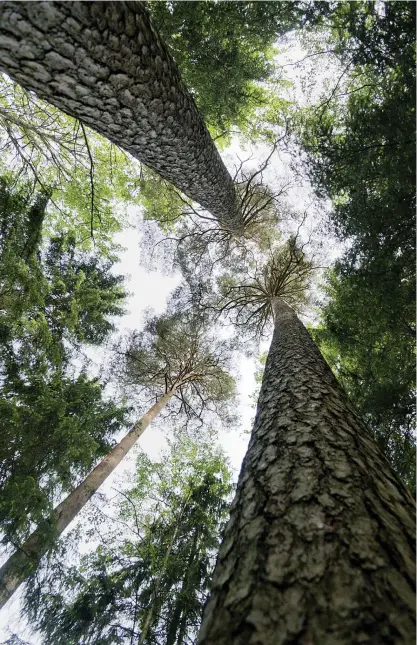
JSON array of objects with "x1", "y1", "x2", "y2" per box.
[
  {"x1": 0, "y1": 388, "x2": 176, "y2": 610},
  {"x1": 0, "y1": 1, "x2": 243, "y2": 231},
  {"x1": 198, "y1": 299, "x2": 416, "y2": 645}
]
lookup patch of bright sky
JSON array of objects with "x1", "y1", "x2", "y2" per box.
[{"x1": 0, "y1": 31, "x2": 349, "y2": 643}]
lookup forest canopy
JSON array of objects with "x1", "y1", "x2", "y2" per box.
[{"x1": 0, "y1": 1, "x2": 414, "y2": 644}]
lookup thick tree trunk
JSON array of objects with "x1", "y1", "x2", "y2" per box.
[
  {"x1": 0, "y1": 1, "x2": 243, "y2": 231},
  {"x1": 0, "y1": 388, "x2": 175, "y2": 610},
  {"x1": 198, "y1": 299, "x2": 416, "y2": 645}
]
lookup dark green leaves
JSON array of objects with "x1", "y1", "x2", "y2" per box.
[{"x1": 0, "y1": 176, "x2": 129, "y2": 543}]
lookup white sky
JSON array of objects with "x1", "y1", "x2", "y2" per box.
[{"x1": 0, "y1": 31, "x2": 346, "y2": 644}]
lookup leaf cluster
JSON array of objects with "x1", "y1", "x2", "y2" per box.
[
  {"x1": 148, "y1": 1, "x2": 298, "y2": 141},
  {"x1": 0, "y1": 373, "x2": 128, "y2": 543},
  {"x1": 0, "y1": 74, "x2": 143, "y2": 255}
]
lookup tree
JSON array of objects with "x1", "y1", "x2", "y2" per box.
[
  {"x1": 0, "y1": 175, "x2": 129, "y2": 547},
  {"x1": 318, "y1": 1, "x2": 415, "y2": 75},
  {"x1": 196, "y1": 246, "x2": 415, "y2": 644},
  {"x1": 0, "y1": 1, "x2": 244, "y2": 231},
  {"x1": 1, "y1": 4, "x2": 415, "y2": 640},
  {"x1": 148, "y1": 1, "x2": 285, "y2": 142},
  {"x1": 217, "y1": 237, "x2": 314, "y2": 337},
  {"x1": 0, "y1": 371, "x2": 128, "y2": 545},
  {"x1": 25, "y1": 434, "x2": 234, "y2": 645},
  {"x1": 0, "y1": 72, "x2": 151, "y2": 256},
  {"x1": 293, "y1": 0, "x2": 415, "y2": 490},
  {"x1": 311, "y1": 268, "x2": 415, "y2": 491},
  {"x1": 0, "y1": 175, "x2": 126, "y2": 363},
  {"x1": 148, "y1": 1, "x2": 341, "y2": 143},
  {"x1": 0, "y1": 313, "x2": 236, "y2": 608},
  {"x1": 137, "y1": 142, "x2": 290, "y2": 288}
]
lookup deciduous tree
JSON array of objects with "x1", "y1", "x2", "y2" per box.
[{"x1": 25, "y1": 435, "x2": 233, "y2": 645}]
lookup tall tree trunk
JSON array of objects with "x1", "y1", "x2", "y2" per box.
[
  {"x1": 166, "y1": 530, "x2": 199, "y2": 645},
  {"x1": 139, "y1": 489, "x2": 192, "y2": 644},
  {"x1": 176, "y1": 611, "x2": 188, "y2": 645},
  {"x1": 198, "y1": 299, "x2": 416, "y2": 645},
  {"x1": 0, "y1": 388, "x2": 175, "y2": 610},
  {"x1": 166, "y1": 599, "x2": 183, "y2": 645},
  {"x1": 0, "y1": 1, "x2": 243, "y2": 231}
]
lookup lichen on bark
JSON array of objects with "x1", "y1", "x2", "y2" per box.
[{"x1": 198, "y1": 299, "x2": 416, "y2": 645}]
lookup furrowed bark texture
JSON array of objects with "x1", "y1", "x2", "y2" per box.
[
  {"x1": 198, "y1": 300, "x2": 416, "y2": 645},
  {"x1": 0, "y1": 389, "x2": 175, "y2": 610},
  {"x1": 0, "y1": 1, "x2": 243, "y2": 230}
]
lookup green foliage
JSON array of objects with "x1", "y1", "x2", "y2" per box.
[
  {"x1": 0, "y1": 74, "x2": 143, "y2": 254},
  {"x1": 295, "y1": 0, "x2": 415, "y2": 267},
  {"x1": 25, "y1": 435, "x2": 234, "y2": 645},
  {"x1": 323, "y1": 1, "x2": 415, "y2": 75},
  {"x1": 294, "y1": 2, "x2": 415, "y2": 490},
  {"x1": 138, "y1": 167, "x2": 187, "y2": 233},
  {"x1": 0, "y1": 176, "x2": 129, "y2": 543},
  {"x1": 115, "y1": 312, "x2": 236, "y2": 427},
  {"x1": 148, "y1": 0, "x2": 295, "y2": 141},
  {"x1": 0, "y1": 177, "x2": 127, "y2": 367},
  {"x1": 42, "y1": 235, "x2": 126, "y2": 346},
  {"x1": 0, "y1": 372, "x2": 128, "y2": 542},
  {"x1": 1, "y1": 5, "x2": 415, "y2": 637},
  {"x1": 311, "y1": 268, "x2": 415, "y2": 491},
  {"x1": 297, "y1": 65, "x2": 414, "y2": 253}
]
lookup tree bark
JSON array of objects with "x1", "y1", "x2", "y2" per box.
[
  {"x1": 0, "y1": 1, "x2": 243, "y2": 231},
  {"x1": 0, "y1": 388, "x2": 175, "y2": 610},
  {"x1": 198, "y1": 299, "x2": 416, "y2": 645}
]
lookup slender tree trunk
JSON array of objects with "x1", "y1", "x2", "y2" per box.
[
  {"x1": 139, "y1": 489, "x2": 192, "y2": 644},
  {"x1": 0, "y1": 1, "x2": 243, "y2": 231},
  {"x1": 176, "y1": 611, "x2": 188, "y2": 645},
  {"x1": 198, "y1": 299, "x2": 416, "y2": 645},
  {"x1": 166, "y1": 600, "x2": 183, "y2": 645},
  {"x1": 0, "y1": 388, "x2": 175, "y2": 610},
  {"x1": 166, "y1": 530, "x2": 199, "y2": 645}
]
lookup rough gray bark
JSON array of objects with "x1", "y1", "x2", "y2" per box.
[
  {"x1": 0, "y1": 1, "x2": 243, "y2": 231},
  {"x1": 198, "y1": 299, "x2": 416, "y2": 645},
  {"x1": 0, "y1": 388, "x2": 175, "y2": 610}
]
